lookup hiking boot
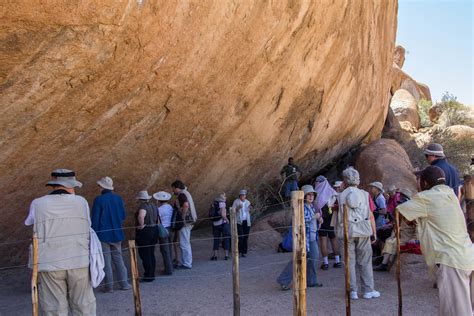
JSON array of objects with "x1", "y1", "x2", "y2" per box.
[
  {"x1": 101, "y1": 288, "x2": 113, "y2": 293},
  {"x1": 210, "y1": 256, "x2": 217, "y2": 261},
  {"x1": 350, "y1": 291, "x2": 358, "y2": 300},
  {"x1": 333, "y1": 262, "x2": 342, "y2": 268},
  {"x1": 320, "y1": 264, "x2": 329, "y2": 270},
  {"x1": 363, "y1": 290, "x2": 381, "y2": 299},
  {"x1": 373, "y1": 263, "x2": 388, "y2": 272}
]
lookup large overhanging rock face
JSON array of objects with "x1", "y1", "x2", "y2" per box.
[{"x1": 0, "y1": 1, "x2": 397, "y2": 250}]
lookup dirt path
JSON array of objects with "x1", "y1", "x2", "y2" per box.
[{"x1": 0, "y1": 229, "x2": 438, "y2": 315}]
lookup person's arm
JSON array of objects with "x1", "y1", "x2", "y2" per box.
[
  {"x1": 91, "y1": 199, "x2": 100, "y2": 230},
  {"x1": 137, "y1": 209, "x2": 146, "y2": 229},
  {"x1": 221, "y1": 207, "x2": 228, "y2": 223},
  {"x1": 24, "y1": 202, "x2": 36, "y2": 226},
  {"x1": 370, "y1": 211, "x2": 377, "y2": 238},
  {"x1": 119, "y1": 198, "x2": 126, "y2": 222},
  {"x1": 180, "y1": 201, "x2": 190, "y2": 216}
]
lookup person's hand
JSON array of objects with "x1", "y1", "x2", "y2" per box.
[
  {"x1": 317, "y1": 217, "x2": 323, "y2": 224},
  {"x1": 315, "y1": 212, "x2": 321, "y2": 220},
  {"x1": 371, "y1": 235, "x2": 377, "y2": 244},
  {"x1": 236, "y1": 204, "x2": 242, "y2": 210}
]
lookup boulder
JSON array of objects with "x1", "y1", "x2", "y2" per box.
[
  {"x1": 0, "y1": 1, "x2": 398, "y2": 263},
  {"x1": 355, "y1": 139, "x2": 418, "y2": 193},
  {"x1": 417, "y1": 82, "x2": 432, "y2": 101},
  {"x1": 445, "y1": 125, "x2": 474, "y2": 140},
  {"x1": 393, "y1": 45, "x2": 406, "y2": 68},
  {"x1": 390, "y1": 89, "x2": 420, "y2": 130},
  {"x1": 249, "y1": 210, "x2": 291, "y2": 251}
]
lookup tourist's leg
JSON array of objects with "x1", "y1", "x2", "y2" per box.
[{"x1": 67, "y1": 267, "x2": 96, "y2": 316}]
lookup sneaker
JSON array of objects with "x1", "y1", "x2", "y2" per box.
[
  {"x1": 350, "y1": 291, "x2": 358, "y2": 300},
  {"x1": 175, "y1": 265, "x2": 192, "y2": 270},
  {"x1": 363, "y1": 290, "x2": 381, "y2": 299},
  {"x1": 224, "y1": 256, "x2": 229, "y2": 260},
  {"x1": 241, "y1": 254, "x2": 246, "y2": 258},
  {"x1": 373, "y1": 263, "x2": 388, "y2": 272},
  {"x1": 308, "y1": 283, "x2": 323, "y2": 288},
  {"x1": 333, "y1": 262, "x2": 342, "y2": 268},
  {"x1": 120, "y1": 285, "x2": 132, "y2": 291},
  {"x1": 101, "y1": 288, "x2": 113, "y2": 293},
  {"x1": 210, "y1": 256, "x2": 217, "y2": 261},
  {"x1": 281, "y1": 284, "x2": 291, "y2": 291},
  {"x1": 320, "y1": 264, "x2": 329, "y2": 270}
]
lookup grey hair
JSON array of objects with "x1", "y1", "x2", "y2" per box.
[{"x1": 342, "y1": 166, "x2": 360, "y2": 186}]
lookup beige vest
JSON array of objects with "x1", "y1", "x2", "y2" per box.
[{"x1": 33, "y1": 194, "x2": 90, "y2": 272}]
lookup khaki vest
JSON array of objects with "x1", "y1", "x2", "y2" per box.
[{"x1": 33, "y1": 194, "x2": 90, "y2": 271}]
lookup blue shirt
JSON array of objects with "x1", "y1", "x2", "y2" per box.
[
  {"x1": 374, "y1": 194, "x2": 387, "y2": 228},
  {"x1": 431, "y1": 158, "x2": 460, "y2": 196},
  {"x1": 91, "y1": 190, "x2": 126, "y2": 242}
]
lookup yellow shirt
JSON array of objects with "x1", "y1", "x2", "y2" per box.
[{"x1": 397, "y1": 185, "x2": 474, "y2": 272}]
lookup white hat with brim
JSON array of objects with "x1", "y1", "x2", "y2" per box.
[
  {"x1": 301, "y1": 184, "x2": 317, "y2": 196},
  {"x1": 423, "y1": 143, "x2": 445, "y2": 157},
  {"x1": 46, "y1": 169, "x2": 83, "y2": 189},
  {"x1": 97, "y1": 176, "x2": 114, "y2": 190},
  {"x1": 399, "y1": 188, "x2": 413, "y2": 199},
  {"x1": 239, "y1": 190, "x2": 247, "y2": 196},
  {"x1": 369, "y1": 181, "x2": 384, "y2": 193},
  {"x1": 136, "y1": 190, "x2": 152, "y2": 200},
  {"x1": 153, "y1": 191, "x2": 172, "y2": 201}
]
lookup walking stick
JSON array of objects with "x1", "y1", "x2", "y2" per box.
[
  {"x1": 230, "y1": 207, "x2": 241, "y2": 316},
  {"x1": 343, "y1": 205, "x2": 351, "y2": 316},
  {"x1": 395, "y1": 209, "x2": 402, "y2": 316},
  {"x1": 31, "y1": 234, "x2": 39, "y2": 316}
]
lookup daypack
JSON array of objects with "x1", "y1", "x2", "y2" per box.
[
  {"x1": 281, "y1": 227, "x2": 293, "y2": 252},
  {"x1": 208, "y1": 201, "x2": 222, "y2": 222},
  {"x1": 171, "y1": 206, "x2": 185, "y2": 231}
]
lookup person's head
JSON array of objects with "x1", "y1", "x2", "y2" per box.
[
  {"x1": 315, "y1": 175, "x2": 327, "y2": 184},
  {"x1": 423, "y1": 143, "x2": 445, "y2": 164},
  {"x1": 97, "y1": 176, "x2": 114, "y2": 191},
  {"x1": 239, "y1": 189, "x2": 247, "y2": 201},
  {"x1": 171, "y1": 180, "x2": 185, "y2": 195},
  {"x1": 136, "y1": 190, "x2": 152, "y2": 202},
  {"x1": 46, "y1": 169, "x2": 82, "y2": 194},
  {"x1": 368, "y1": 182, "x2": 384, "y2": 197},
  {"x1": 342, "y1": 167, "x2": 360, "y2": 187},
  {"x1": 333, "y1": 181, "x2": 344, "y2": 193},
  {"x1": 301, "y1": 185, "x2": 316, "y2": 204},
  {"x1": 215, "y1": 192, "x2": 226, "y2": 203},
  {"x1": 288, "y1": 157, "x2": 294, "y2": 165},
  {"x1": 386, "y1": 185, "x2": 398, "y2": 197},
  {"x1": 153, "y1": 191, "x2": 172, "y2": 205},
  {"x1": 415, "y1": 166, "x2": 446, "y2": 191}
]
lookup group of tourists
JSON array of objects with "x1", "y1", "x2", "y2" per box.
[{"x1": 23, "y1": 142, "x2": 473, "y2": 315}]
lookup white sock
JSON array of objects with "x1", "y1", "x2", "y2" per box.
[
  {"x1": 335, "y1": 255, "x2": 340, "y2": 263},
  {"x1": 323, "y1": 256, "x2": 329, "y2": 265}
]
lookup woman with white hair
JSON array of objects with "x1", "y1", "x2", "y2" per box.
[
  {"x1": 209, "y1": 193, "x2": 231, "y2": 260},
  {"x1": 335, "y1": 167, "x2": 380, "y2": 300}
]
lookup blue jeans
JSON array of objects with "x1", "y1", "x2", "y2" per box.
[
  {"x1": 285, "y1": 180, "x2": 299, "y2": 198},
  {"x1": 277, "y1": 240, "x2": 319, "y2": 287},
  {"x1": 101, "y1": 242, "x2": 130, "y2": 290}
]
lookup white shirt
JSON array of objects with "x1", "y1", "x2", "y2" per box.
[
  {"x1": 232, "y1": 198, "x2": 252, "y2": 226},
  {"x1": 158, "y1": 203, "x2": 173, "y2": 228}
]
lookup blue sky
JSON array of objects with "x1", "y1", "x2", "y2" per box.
[{"x1": 397, "y1": 0, "x2": 473, "y2": 105}]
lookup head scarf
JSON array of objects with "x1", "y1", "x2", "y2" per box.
[{"x1": 314, "y1": 178, "x2": 337, "y2": 211}]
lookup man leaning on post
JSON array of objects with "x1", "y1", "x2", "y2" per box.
[{"x1": 25, "y1": 169, "x2": 96, "y2": 315}]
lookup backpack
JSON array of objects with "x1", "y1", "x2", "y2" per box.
[
  {"x1": 281, "y1": 228, "x2": 293, "y2": 252},
  {"x1": 171, "y1": 206, "x2": 185, "y2": 232},
  {"x1": 208, "y1": 201, "x2": 222, "y2": 222}
]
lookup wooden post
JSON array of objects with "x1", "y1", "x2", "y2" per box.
[
  {"x1": 343, "y1": 205, "x2": 351, "y2": 316},
  {"x1": 128, "y1": 240, "x2": 142, "y2": 316},
  {"x1": 292, "y1": 190, "x2": 306, "y2": 316},
  {"x1": 230, "y1": 207, "x2": 241, "y2": 316},
  {"x1": 395, "y1": 209, "x2": 402, "y2": 316},
  {"x1": 31, "y1": 234, "x2": 39, "y2": 316}
]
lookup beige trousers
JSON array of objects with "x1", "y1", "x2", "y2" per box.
[
  {"x1": 348, "y1": 237, "x2": 374, "y2": 293},
  {"x1": 38, "y1": 267, "x2": 96, "y2": 316},
  {"x1": 382, "y1": 221, "x2": 417, "y2": 255},
  {"x1": 436, "y1": 264, "x2": 473, "y2": 316}
]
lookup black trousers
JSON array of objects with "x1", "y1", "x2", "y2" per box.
[
  {"x1": 159, "y1": 228, "x2": 173, "y2": 274},
  {"x1": 237, "y1": 220, "x2": 250, "y2": 255},
  {"x1": 136, "y1": 227, "x2": 158, "y2": 279}
]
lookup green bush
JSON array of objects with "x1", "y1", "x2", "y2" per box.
[
  {"x1": 432, "y1": 128, "x2": 474, "y2": 175},
  {"x1": 418, "y1": 98, "x2": 432, "y2": 128},
  {"x1": 436, "y1": 92, "x2": 473, "y2": 127}
]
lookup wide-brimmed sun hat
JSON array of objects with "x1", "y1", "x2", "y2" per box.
[
  {"x1": 97, "y1": 176, "x2": 114, "y2": 190},
  {"x1": 239, "y1": 189, "x2": 247, "y2": 196},
  {"x1": 369, "y1": 181, "x2": 384, "y2": 193},
  {"x1": 46, "y1": 169, "x2": 83, "y2": 189},
  {"x1": 136, "y1": 190, "x2": 152, "y2": 200},
  {"x1": 301, "y1": 184, "x2": 317, "y2": 196},
  {"x1": 153, "y1": 191, "x2": 172, "y2": 201},
  {"x1": 423, "y1": 143, "x2": 445, "y2": 158},
  {"x1": 399, "y1": 188, "x2": 413, "y2": 199},
  {"x1": 333, "y1": 181, "x2": 343, "y2": 188}
]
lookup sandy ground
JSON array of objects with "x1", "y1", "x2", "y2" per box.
[{"x1": 0, "y1": 228, "x2": 438, "y2": 316}]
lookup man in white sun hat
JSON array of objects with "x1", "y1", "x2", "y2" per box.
[
  {"x1": 24, "y1": 169, "x2": 96, "y2": 315},
  {"x1": 91, "y1": 176, "x2": 131, "y2": 292}
]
